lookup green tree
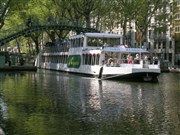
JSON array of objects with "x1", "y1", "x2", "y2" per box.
[
  {"x1": 0, "y1": 0, "x2": 11, "y2": 29},
  {"x1": 0, "y1": 0, "x2": 175, "y2": 54},
  {"x1": 135, "y1": 0, "x2": 171, "y2": 42},
  {"x1": 69, "y1": 0, "x2": 102, "y2": 28}
]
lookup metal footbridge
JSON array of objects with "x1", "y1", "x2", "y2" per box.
[{"x1": 0, "y1": 20, "x2": 99, "y2": 46}]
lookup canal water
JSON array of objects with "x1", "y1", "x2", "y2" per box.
[{"x1": 0, "y1": 70, "x2": 179, "y2": 135}]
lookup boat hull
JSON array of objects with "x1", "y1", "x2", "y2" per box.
[
  {"x1": 101, "y1": 72, "x2": 160, "y2": 82},
  {"x1": 38, "y1": 62, "x2": 160, "y2": 82}
]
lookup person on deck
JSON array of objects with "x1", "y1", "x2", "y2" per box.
[
  {"x1": 127, "y1": 55, "x2": 133, "y2": 64},
  {"x1": 153, "y1": 56, "x2": 158, "y2": 65},
  {"x1": 134, "y1": 54, "x2": 140, "y2": 64}
]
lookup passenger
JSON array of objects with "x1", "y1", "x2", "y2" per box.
[
  {"x1": 122, "y1": 55, "x2": 127, "y2": 63},
  {"x1": 128, "y1": 56, "x2": 133, "y2": 64},
  {"x1": 127, "y1": 54, "x2": 130, "y2": 63},
  {"x1": 144, "y1": 55, "x2": 148, "y2": 60},
  {"x1": 148, "y1": 56, "x2": 152, "y2": 64},
  {"x1": 107, "y1": 58, "x2": 113, "y2": 66},
  {"x1": 134, "y1": 54, "x2": 140, "y2": 64},
  {"x1": 110, "y1": 61, "x2": 114, "y2": 66},
  {"x1": 127, "y1": 54, "x2": 130, "y2": 59},
  {"x1": 144, "y1": 55, "x2": 149, "y2": 66},
  {"x1": 153, "y1": 56, "x2": 158, "y2": 64}
]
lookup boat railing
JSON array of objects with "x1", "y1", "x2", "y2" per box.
[
  {"x1": 43, "y1": 45, "x2": 69, "y2": 53},
  {"x1": 103, "y1": 59, "x2": 160, "y2": 69}
]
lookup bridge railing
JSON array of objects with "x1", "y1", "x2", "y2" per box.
[
  {"x1": 0, "y1": 19, "x2": 88, "y2": 40},
  {"x1": 0, "y1": 24, "x2": 27, "y2": 40},
  {"x1": 0, "y1": 19, "x2": 99, "y2": 46},
  {"x1": 42, "y1": 19, "x2": 85, "y2": 26}
]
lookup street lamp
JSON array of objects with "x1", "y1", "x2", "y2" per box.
[
  {"x1": 129, "y1": 26, "x2": 132, "y2": 47},
  {"x1": 140, "y1": 26, "x2": 143, "y2": 49},
  {"x1": 139, "y1": 26, "x2": 143, "y2": 59}
]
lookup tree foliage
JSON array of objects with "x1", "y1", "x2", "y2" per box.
[
  {"x1": 0, "y1": 0, "x2": 174, "y2": 54},
  {"x1": 0, "y1": 0, "x2": 11, "y2": 29}
]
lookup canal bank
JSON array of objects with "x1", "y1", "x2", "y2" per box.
[
  {"x1": 0, "y1": 51, "x2": 37, "y2": 72},
  {"x1": 0, "y1": 65, "x2": 37, "y2": 71},
  {"x1": 169, "y1": 68, "x2": 180, "y2": 73}
]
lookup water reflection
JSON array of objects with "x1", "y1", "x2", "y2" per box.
[{"x1": 0, "y1": 71, "x2": 179, "y2": 135}]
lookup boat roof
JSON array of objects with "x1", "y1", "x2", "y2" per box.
[
  {"x1": 103, "y1": 47, "x2": 148, "y2": 53},
  {"x1": 69, "y1": 32, "x2": 122, "y2": 39}
]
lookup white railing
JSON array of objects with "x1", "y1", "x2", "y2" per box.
[{"x1": 103, "y1": 60, "x2": 160, "y2": 69}]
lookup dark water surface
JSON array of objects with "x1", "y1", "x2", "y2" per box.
[{"x1": 0, "y1": 70, "x2": 179, "y2": 135}]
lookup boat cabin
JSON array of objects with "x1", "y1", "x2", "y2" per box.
[{"x1": 101, "y1": 46, "x2": 160, "y2": 68}]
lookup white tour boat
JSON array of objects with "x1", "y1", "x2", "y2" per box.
[{"x1": 35, "y1": 32, "x2": 161, "y2": 82}]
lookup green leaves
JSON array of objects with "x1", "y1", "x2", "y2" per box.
[{"x1": 0, "y1": 0, "x2": 174, "y2": 53}]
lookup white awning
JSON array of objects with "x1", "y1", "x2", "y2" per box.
[{"x1": 103, "y1": 47, "x2": 148, "y2": 53}]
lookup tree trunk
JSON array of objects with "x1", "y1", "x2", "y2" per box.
[
  {"x1": 31, "y1": 36, "x2": 39, "y2": 54},
  {"x1": 34, "y1": 39, "x2": 39, "y2": 54},
  {"x1": 85, "y1": 14, "x2": 91, "y2": 28},
  {"x1": 15, "y1": 38, "x2": 21, "y2": 54}
]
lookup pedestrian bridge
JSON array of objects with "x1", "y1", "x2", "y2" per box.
[{"x1": 0, "y1": 20, "x2": 99, "y2": 46}]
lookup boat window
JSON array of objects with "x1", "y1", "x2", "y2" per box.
[
  {"x1": 163, "y1": 41, "x2": 166, "y2": 49},
  {"x1": 69, "y1": 38, "x2": 84, "y2": 48},
  {"x1": 62, "y1": 55, "x2": 65, "y2": 63},
  {"x1": 47, "y1": 56, "x2": 49, "y2": 62},
  {"x1": 82, "y1": 53, "x2": 100, "y2": 65},
  {"x1": 96, "y1": 54, "x2": 100, "y2": 65},
  {"x1": 44, "y1": 56, "x2": 47, "y2": 62},
  {"x1": 158, "y1": 42, "x2": 161, "y2": 49},
  {"x1": 87, "y1": 37, "x2": 120, "y2": 47},
  {"x1": 70, "y1": 39, "x2": 72, "y2": 47},
  {"x1": 154, "y1": 42, "x2": 157, "y2": 49},
  {"x1": 80, "y1": 37, "x2": 84, "y2": 47},
  {"x1": 88, "y1": 54, "x2": 92, "y2": 65},
  {"x1": 41, "y1": 56, "x2": 44, "y2": 62},
  {"x1": 87, "y1": 38, "x2": 100, "y2": 46},
  {"x1": 73, "y1": 39, "x2": 76, "y2": 47},
  {"x1": 169, "y1": 41, "x2": 172, "y2": 48},
  {"x1": 92, "y1": 55, "x2": 96, "y2": 65},
  {"x1": 75, "y1": 38, "x2": 80, "y2": 47}
]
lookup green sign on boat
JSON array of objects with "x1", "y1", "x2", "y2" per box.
[{"x1": 67, "y1": 55, "x2": 81, "y2": 68}]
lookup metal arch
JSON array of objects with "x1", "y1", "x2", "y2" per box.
[{"x1": 0, "y1": 24, "x2": 99, "y2": 46}]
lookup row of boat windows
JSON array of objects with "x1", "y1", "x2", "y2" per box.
[
  {"x1": 69, "y1": 37, "x2": 120, "y2": 47},
  {"x1": 82, "y1": 54, "x2": 100, "y2": 65},
  {"x1": 69, "y1": 37, "x2": 121, "y2": 47},
  {"x1": 44, "y1": 38, "x2": 83, "y2": 53},
  {"x1": 44, "y1": 37, "x2": 121, "y2": 53},
  {"x1": 87, "y1": 38, "x2": 120, "y2": 47},
  {"x1": 41, "y1": 55, "x2": 68, "y2": 64},
  {"x1": 70, "y1": 38, "x2": 84, "y2": 47},
  {"x1": 41, "y1": 54, "x2": 100, "y2": 65},
  {"x1": 44, "y1": 42, "x2": 69, "y2": 53},
  {"x1": 44, "y1": 46, "x2": 69, "y2": 53}
]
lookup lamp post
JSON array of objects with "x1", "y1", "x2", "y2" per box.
[
  {"x1": 140, "y1": 26, "x2": 143, "y2": 49},
  {"x1": 139, "y1": 26, "x2": 143, "y2": 59},
  {"x1": 129, "y1": 26, "x2": 132, "y2": 47}
]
